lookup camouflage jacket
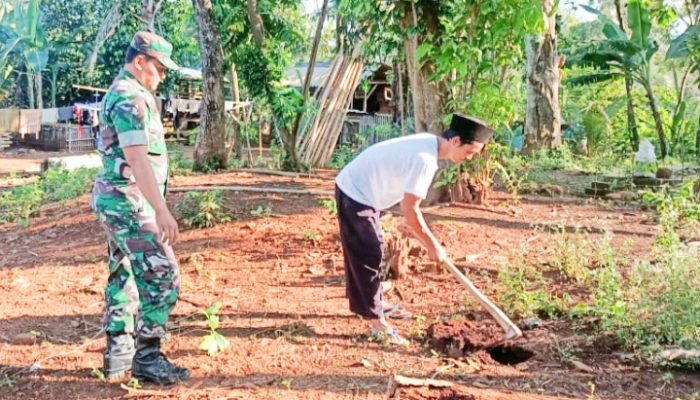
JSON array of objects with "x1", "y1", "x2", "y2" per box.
[{"x1": 93, "y1": 69, "x2": 168, "y2": 196}]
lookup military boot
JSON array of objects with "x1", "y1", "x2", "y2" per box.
[
  {"x1": 103, "y1": 332, "x2": 135, "y2": 380},
  {"x1": 132, "y1": 338, "x2": 190, "y2": 385}
]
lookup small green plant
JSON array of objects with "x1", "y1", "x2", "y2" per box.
[
  {"x1": 641, "y1": 179, "x2": 700, "y2": 224},
  {"x1": 492, "y1": 156, "x2": 529, "y2": 199},
  {"x1": 304, "y1": 230, "x2": 317, "y2": 242},
  {"x1": 318, "y1": 198, "x2": 336, "y2": 215},
  {"x1": 168, "y1": 149, "x2": 193, "y2": 176},
  {"x1": 495, "y1": 248, "x2": 565, "y2": 319},
  {"x1": 433, "y1": 164, "x2": 461, "y2": 189},
  {"x1": 0, "y1": 183, "x2": 43, "y2": 224},
  {"x1": 201, "y1": 157, "x2": 222, "y2": 173},
  {"x1": 40, "y1": 167, "x2": 98, "y2": 202},
  {"x1": 90, "y1": 368, "x2": 106, "y2": 381},
  {"x1": 126, "y1": 377, "x2": 142, "y2": 389},
  {"x1": 176, "y1": 190, "x2": 231, "y2": 228},
  {"x1": 199, "y1": 303, "x2": 230, "y2": 356},
  {"x1": 250, "y1": 204, "x2": 272, "y2": 217},
  {"x1": 0, "y1": 369, "x2": 15, "y2": 388},
  {"x1": 279, "y1": 378, "x2": 294, "y2": 390},
  {"x1": 550, "y1": 226, "x2": 592, "y2": 285},
  {"x1": 0, "y1": 167, "x2": 101, "y2": 225},
  {"x1": 330, "y1": 143, "x2": 357, "y2": 169},
  {"x1": 187, "y1": 129, "x2": 198, "y2": 145}
]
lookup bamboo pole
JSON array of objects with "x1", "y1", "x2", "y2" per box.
[
  {"x1": 314, "y1": 60, "x2": 363, "y2": 166},
  {"x1": 308, "y1": 60, "x2": 359, "y2": 165},
  {"x1": 297, "y1": 54, "x2": 344, "y2": 152},
  {"x1": 301, "y1": 56, "x2": 346, "y2": 158}
]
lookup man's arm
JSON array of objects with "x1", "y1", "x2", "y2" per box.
[
  {"x1": 123, "y1": 145, "x2": 179, "y2": 245},
  {"x1": 400, "y1": 192, "x2": 446, "y2": 263}
]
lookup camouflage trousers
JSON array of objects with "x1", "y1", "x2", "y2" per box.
[{"x1": 91, "y1": 182, "x2": 179, "y2": 340}]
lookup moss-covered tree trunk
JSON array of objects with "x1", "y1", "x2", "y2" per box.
[
  {"x1": 523, "y1": 0, "x2": 561, "y2": 154},
  {"x1": 192, "y1": 0, "x2": 227, "y2": 171},
  {"x1": 401, "y1": 0, "x2": 445, "y2": 134}
]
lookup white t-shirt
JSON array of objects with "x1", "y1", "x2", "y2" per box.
[{"x1": 336, "y1": 133, "x2": 439, "y2": 210}]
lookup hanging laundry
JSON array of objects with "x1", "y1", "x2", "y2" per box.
[
  {"x1": 0, "y1": 109, "x2": 20, "y2": 132},
  {"x1": 18, "y1": 109, "x2": 42, "y2": 135},
  {"x1": 75, "y1": 105, "x2": 83, "y2": 138},
  {"x1": 41, "y1": 108, "x2": 59, "y2": 124},
  {"x1": 57, "y1": 106, "x2": 73, "y2": 121}
]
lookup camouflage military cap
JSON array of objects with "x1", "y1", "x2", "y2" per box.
[{"x1": 130, "y1": 31, "x2": 180, "y2": 70}]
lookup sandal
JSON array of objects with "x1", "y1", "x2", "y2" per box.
[
  {"x1": 368, "y1": 327, "x2": 409, "y2": 346},
  {"x1": 383, "y1": 305, "x2": 413, "y2": 320}
]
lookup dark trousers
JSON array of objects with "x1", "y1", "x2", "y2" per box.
[{"x1": 335, "y1": 185, "x2": 384, "y2": 319}]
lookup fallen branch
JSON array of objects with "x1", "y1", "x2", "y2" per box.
[
  {"x1": 658, "y1": 348, "x2": 700, "y2": 361},
  {"x1": 393, "y1": 374, "x2": 453, "y2": 388},
  {"x1": 121, "y1": 384, "x2": 171, "y2": 398},
  {"x1": 178, "y1": 296, "x2": 209, "y2": 308},
  {"x1": 228, "y1": 168, "x2": 325, "y2": 178},
  {"x1": 170, "y1": 185, "x2": 333, "y2": 196}
]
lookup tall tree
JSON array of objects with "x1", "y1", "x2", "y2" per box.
[
  {"x1": 523, "y1": 0, "x2": 562, "y2": 153},
  {"x1": 192, "y1": 0, "x2": 227, "y2": 170},
  {"x1": 141, "y1": 0, "x2": 164, "y2": 32},
  {"x1": 400, "y1": 0, "x2": 446, "y2": 133},
  {"x1": 614, "y1": 0, "x2": 640, "y2": 151},
  {"x1": 568, "y1": 1, "x2": 669, "y2": 158}
]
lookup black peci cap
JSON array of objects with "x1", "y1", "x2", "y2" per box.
[{"x1": 447, "y1": 113, "x2": 494, "y2": 144}]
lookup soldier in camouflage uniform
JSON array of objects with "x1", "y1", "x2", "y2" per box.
[{"x1": 91, "y1": 31, "x2": 189, "y2": 385}]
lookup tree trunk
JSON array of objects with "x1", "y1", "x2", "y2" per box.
[
  {"x1": 141, "y1": 0, "x2": 163, "y2": 31},
  {"x1": 696, "y1": 114, "x2": 700, "y2": 161},
  {"x1": 35, "y1": 72, "x2": 42, "y2": 110},
  {"x1": 50, "y1": 67, "x2": 58, "y2": 108},
  {"x1": 614, "y1": 0, "x2": 640, "y2": 151},
  {"x1": 246, "y1": 0, "x2": 265, "y2": 47},
  {"x1": 292, "y1": 0, "x2": 329, "y2": 139},
  {"x1": 642, "y1": 82, "x2": 668, "y2": 159},
  {"x1": 192, "y1": 0, "x2": 227, "y2": 171},
  {"x1": 401, "y1": 0, "x2": 445, "y2": 134},
  {"x1": 523, "y1": 0, "x2": 561, "y2": 153},
  {"x1": 26, "y1": 67, "x2": 35, "y2": 109},
  {"x1": 230, "y1": 64, "x2": 243, "y2": 159}
]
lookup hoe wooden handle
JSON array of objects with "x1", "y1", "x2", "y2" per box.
[{"x1": 443, "y1": 258, "x2": 522, "y2": 340}]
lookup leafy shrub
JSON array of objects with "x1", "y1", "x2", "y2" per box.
[
  {"x1": 41, "y1": 167, "x2": 98, "y2": 203},
  {"x1": 176, "y1": 190, "x2": 231, "y2": 228},
  {"x1": 318, "y1": 198, "x2": 337, "y2": 215},
  {"x1": 0, "y1": 183, "x2": 44, "y2": 224}
]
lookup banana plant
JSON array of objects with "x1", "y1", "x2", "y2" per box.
[
  {"x1": 566, "y1": 0, "x2": 669, "y2": 158},
  {"x1": 667, "y1": 24, "x2": 700, "y2": 158},
  {"x1": 0, "y1": 0, "x2": 48, "y2": 106}
]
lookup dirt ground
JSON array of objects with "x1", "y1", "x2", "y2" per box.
[{"x1": 1, "y1": 170, "x2": 699, "y2": 400}]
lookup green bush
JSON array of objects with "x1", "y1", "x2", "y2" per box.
[
  {"x1": 41, "y1": 167, "x2": 98, "y2": 203},
  {"x1": 496, "y1": 247, "x2": 568, "y2": 319},
  {"x1": 592, "y1": 246, "x2": 700, "y2": 354},
  {"x1": 176, "y1": 190, "x2": 231, "y2": 228},
  {"x1": 330, "y1": 144, "x2": 357, "y2": 169},
  {"x1": 0, "y1": 167, "x2": 98, "y2": 225},
  {"x1": 0, "y1": 183, "x2": 44, "y2": 224},
  {"x1": 318, "y1": 198, "x2": 337, "y2": 215},
  {"x1": 168, "y1": 148, "x2": 193, "y2": 176},
  {"x1": 498, "y1": 221, "x2": 700, "y2": 367}
]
